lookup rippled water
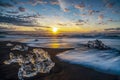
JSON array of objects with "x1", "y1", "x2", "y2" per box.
[{"x1": 0, "y1": 35, "x2": 120, "y2": 50}]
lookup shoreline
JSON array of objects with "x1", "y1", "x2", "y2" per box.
[{"x1": 0, "y1": 41, "x2": 120, "y2": 80}]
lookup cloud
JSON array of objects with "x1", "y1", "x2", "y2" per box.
[
  {"x1": 78, "y1": 19, "x2": 85, "y2": 23},
  {"x1": 64, "y1": 8, "x2": 70, "y2": 12},
  {"x1": 57, "y1": 23, "x2": 67, "y2": 26},
  {"x1": 80, "y1": 13, "x2": 86, "y2": 17},
  {"x1": 18, "y1": 14, "x2": 41, "y2": 18},
  {"x1": 97, "y1": 22, "x2": 106, "y2": 25},
  {"x1": 51, "y1": 1, "x2": 59, "y2": 5},
  {"x1": 0, "y1": 13, "x2": 48, "y2": 27},
  {"x1": 0, "y1": 26, "x2": 15, "y2": 32},
  {"x1": 112, "y1": 10, "x2": 120, "y2": 14},
  {"x1": 107, "y1": 18, "x2": 120, "y2": 22},
  {"x1": 10, "y1": 0, "x2": 18, "y2": 4},
  {"x1": 10, "y1": 0, "x2": 48, "y2": 6},
  {"x1": 104, "y1": 28, "x2": 120, "y2": 31},
  {"x1": 10, "y1": 0, "x2": 29, "y2": 5},
  {"x1": 103, "y1": 0, "x2": 116, "y2": 8},
  {"x1": 88, "y1": 10, "x2": 100, "y2": 15},
  {"x1": 98, "y1": 14, "x2": 104, "y2": 20},
  {"x1": 29, "y1": 0, "x2": 47, "y2": 6},
  {"x1": 18, "y1": 7, "x2": 26, "y2": 12},
  {"x1": 76, "y1": 23, "x2": 84, "y2": 25},
  {"x1": 104, "y1": 28, "x2": 120, "y2": 33},
  {"x1": 74, "y1": 2, "x2": 85, "y2": 10},
  {"x1": 6, "y1": 11, "x2": 19, "y2": 14},
  {"x1": 0, "y1": 14, "x2": 43, "y2": 27},
  {"x1": 58, "y1": 0, "x2": 70, "y2": 12},
  {"x1": 106, "y1": 2, "x2": 115, "y2": 8},
  {"x1": 0, "y1": 1, "x2": 14, "y2": 8},
  {"x1": 0, "y1": 15, "x2": 32, "y2": 26},
  {"x1": 107, "y1": 18, "x2": 113, "y2": 22},
  {"x1": 75, "y1": 19, "x2": 86, "y2": 25}
]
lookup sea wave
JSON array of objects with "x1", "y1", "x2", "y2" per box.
[{"x1": 57, "y1": 44, "x2": 120, "y2": 75}]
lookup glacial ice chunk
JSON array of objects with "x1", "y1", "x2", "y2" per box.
[
  {"x1": 11, "y1": 45, "x2": 28, "y2": 51},
  {"x1": 4, "y1": 48, "x2": 55, "y2": 80},
  {"x1": 6, "y1": 43, "x2": 13, "y2": 46},
  {"x1": 87, "y1": 39, "x2": 110, "y2": 50},
  {"x1": 3, "y1": 52, "x2": 24, "y2": 65}
]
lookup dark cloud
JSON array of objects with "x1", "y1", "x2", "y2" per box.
[
  {"x1": 104, "y1": 27, "x2": 120, "y2": 34},
  {"x1": 18, "y1": 7, "x2": 26, "y2": 12},
  {"x1": 0, "y1": 15, "x2": 41, "y2": 27},
  {"x1": 106, "y1": 2, "x2": 115, "y2": 8},
  {"x1": 107, "y1": 18, "x2": 120, "y2": 22},
  {"x1": 0, "y1": 26, "x2": 15, "y2": 31},
  {"x1": 88, "y1": 10, "x2": 100, "y2": 15},
  {"x1": 16, "y1": 14, "x2": 41, "y2": 19},
  {"x1": 0, "y1": 15, "x2": 36, "y2": 27},
  {"x1": 10, "y1": 0, "x2": 29, "y2": 5},
  {"x1": 104, "y1": 28, "x2": 120, "y2": 31},
  {"x1": 78, "y1": 19, "x2": 85, "y2": 23},
  {"x1": 80, "y1": 13, "x2": 86, "y2": 17},
  {"x1": 10, "y1": 0, "x2": 18, "y2": 4},
  {"x1": 74, "y1": 2, "x2": 85, "y2": 10},
  {"x1": 51, "y1": 1, "x2": 59, "y2": 5},
  {"x1": 10, "y1": 0, "x2": 48, "y2": 6},
  {"x1": 0, "y1": 12, "x2": 45, "y2": 27},
  {"x1": 0, "y1": 1, "x2": 14, "y2": 8},
  {"x1": 112, "y1": 10, "x2": 120, "y2": 14},
  {"x1": 97, "y1": 22, "x2": 106, "y2": 25},
  {"x1": 98, "y1": 14, "x2": 104, "y2": 20},
  {"x1": 57, "y1": 23, "x2": 67, "y2": 26},
  {"x1": 75, "y1": 19, "x2": 86, "y2": 25},
  {"x1": 29, "y1": 0, "x2": 47, "y2": 6},
  {"x1": 76, "y1": 23, "x2": 84, "y2": 25},
  {"x1": 6, "y1": 11, "x2": 19, "y2": 14},
  {"x1": 63, "y1": 8, "x2": 70, "y2": 12}
]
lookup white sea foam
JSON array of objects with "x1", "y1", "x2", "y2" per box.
[{"x1": 57, "y1": 49, "x2": 120, "y2": 75}]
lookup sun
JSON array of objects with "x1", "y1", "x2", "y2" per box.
[{"x1": 52, "y1": 27, "x2": 58, "y2": 33}]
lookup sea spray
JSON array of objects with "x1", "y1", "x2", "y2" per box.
[{"x1": 57, "y1": 40, "x2": 120, "y2": 75}]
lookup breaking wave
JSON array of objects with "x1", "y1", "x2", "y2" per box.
[{"x1": 57, "y1": 40, "x2": 120, "y2": 75}]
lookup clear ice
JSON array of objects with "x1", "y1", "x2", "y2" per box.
[
  {"x1": 11, "y1": 45, "x2": 28, "y2": 51},
  {"x1": 87, "y1": 39, "x2": 110, "y2": 49},
  {"x1": 6, "y1": 43, "x2": 13, "y2": 46},
  {"x1": 4, "y1": 45, "x2": 55, "y2": 80}
]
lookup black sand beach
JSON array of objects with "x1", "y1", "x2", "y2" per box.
[{"x1": 0, "y1": 41, "x2": 120, "y2": 80}]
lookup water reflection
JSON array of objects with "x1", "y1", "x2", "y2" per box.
[
  {"x1": 45, "y1": 43, "x2": 73, "y2": 48},
  {"x1": 27, "y1": 42, "x2": 74, "y2": 49},
  {"x1": 27, "y1": 38, "x2": 74, "y2": 49}
]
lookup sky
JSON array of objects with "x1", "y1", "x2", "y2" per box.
[{"x1": 0, "y1": 0, "x2": 120, "y2": 35}]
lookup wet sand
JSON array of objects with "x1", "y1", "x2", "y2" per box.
[{"x1": 0, "y1": 41, "x2": 120, "y2": 80}]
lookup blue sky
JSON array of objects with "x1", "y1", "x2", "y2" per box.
[{"x1": 0, "y1": 0, "x2": 120, "y2": 34}]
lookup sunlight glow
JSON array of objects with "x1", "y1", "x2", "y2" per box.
[{"x1": 52, "y1": 27, "x2": 58, "y2": 33}]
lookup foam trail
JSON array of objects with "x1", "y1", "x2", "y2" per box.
[{"x1": 57, "y1": 49, "x2": 120, "y2": 75}]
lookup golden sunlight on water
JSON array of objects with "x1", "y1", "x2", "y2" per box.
[
  {"x1": 45, "y1": 38, "x2": 74, "y2": 48},
  {"x1": 43, "y1": 42, "x2": 74, "y2": 49},
  {"x1": 26, "y1": 38, "x2": 74, "y2": 49}
]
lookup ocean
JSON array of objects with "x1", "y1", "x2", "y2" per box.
[{"x1": 1, "y1": 35, "x2": 120, "y2": 75}]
